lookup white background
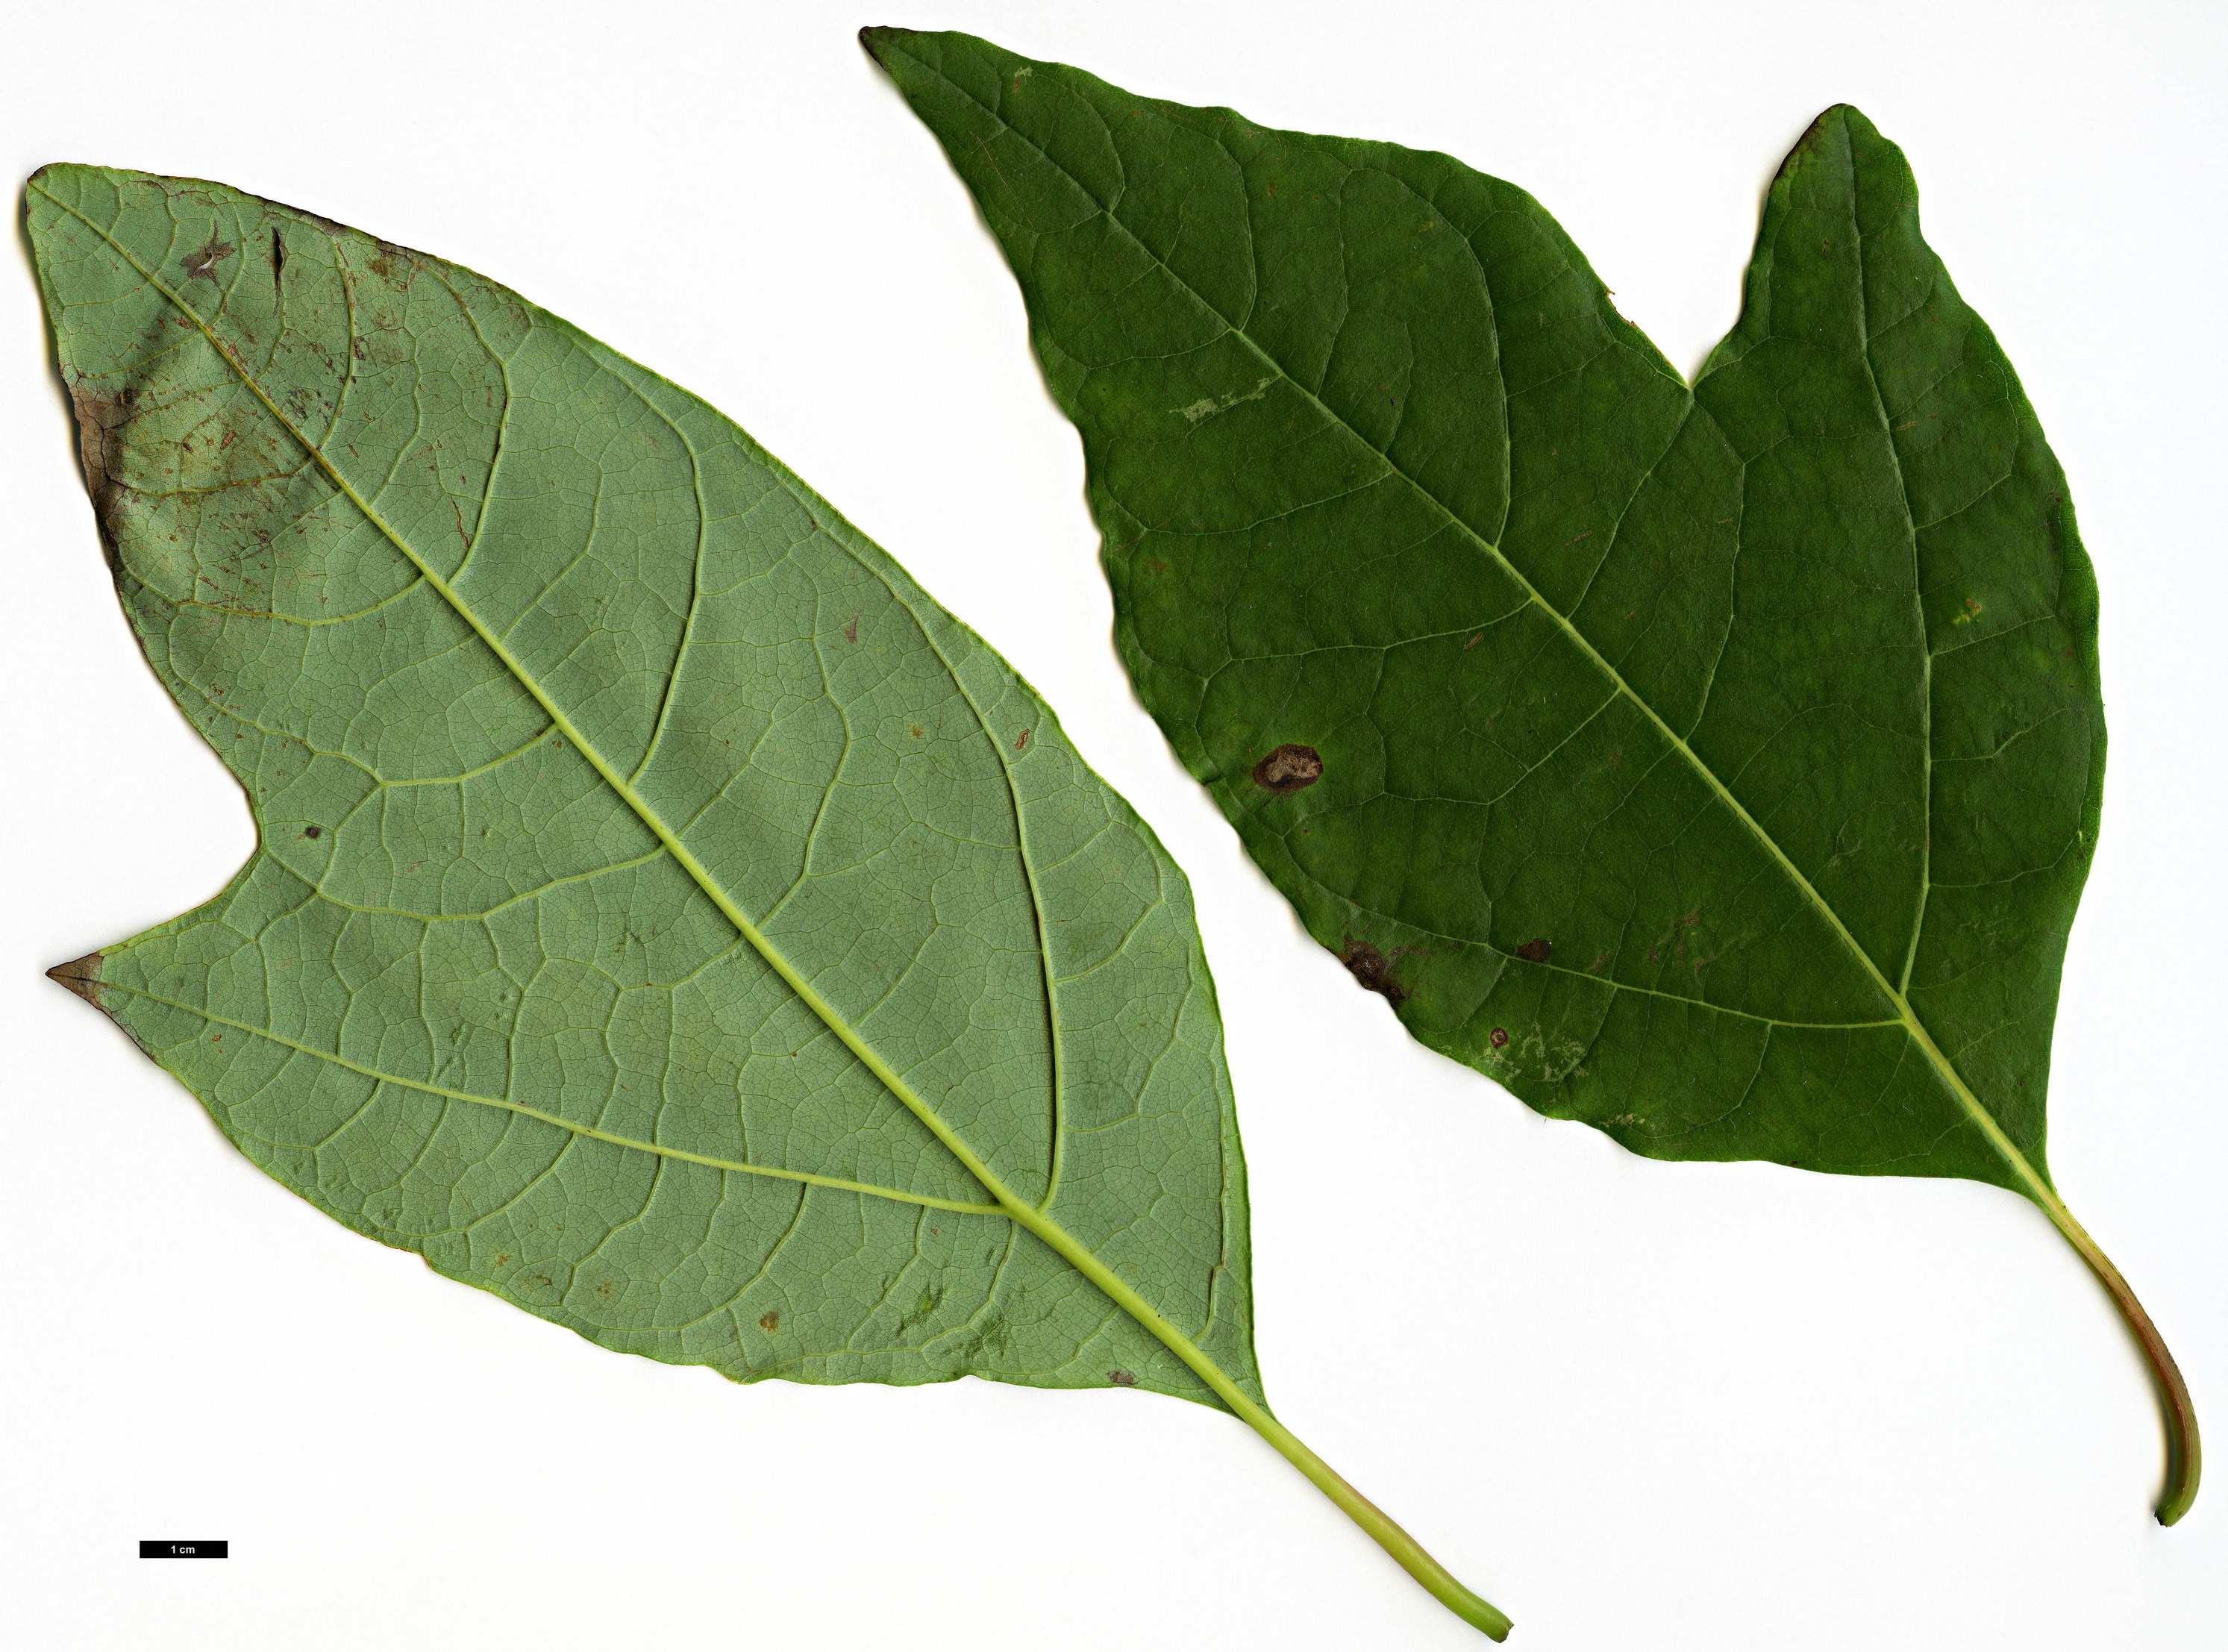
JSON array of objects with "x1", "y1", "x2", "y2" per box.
[{"x1": 2, "y1": 2, "x2": 2221, "y2": 1647}]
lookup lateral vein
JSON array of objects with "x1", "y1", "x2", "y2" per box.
[{"x1": 95, "y1": 980, "x2": 1001, "y2": 1215}]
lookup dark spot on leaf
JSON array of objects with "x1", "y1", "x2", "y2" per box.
[
  {"x1": 181, "y1": 234, "x2": 234, "y2": 282},
  {"x1": 1014, "y1": 728, "x2": 1030, "y2": 751},
  {"x1": 1107, "y1": 1368, "x2": 1138, "y2": 1386},
  {"x1": 269, "y1": 228, "x2": 286, "y2": 287},
  {"x1": 1489, "y1": 1027, "x2": 1509, "y2": 1049},
  {"x1": 1252, "y1": 743, "x2": 1323, "y2": 793},
  {"x1": 758, "y1": 1309, "x2": 780, "y2": 1333},
  {"x1": 1463, "y1": 632, "x2": 1482, "y2": 649},
  {"x1": 1514, "y1": 938, "x2": 1552, "y2": 963},
  {"x1": 46, "y1": 952, "x2": 105, "y2": 1010},
  {"x1": 843, "y1": 615, "x2": 859, "y2": 645},
  {"x1": 1336, "y1": 939, "x2": 1407, "y2": 1007},
  {"x1": 303, "y1": 825, "x2": 322, "y2": 839}
]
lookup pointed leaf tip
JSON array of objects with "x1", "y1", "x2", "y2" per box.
[
  {"x1": 46, "y1": 952, "x2": 104, "y2": 1008},
  {"x1": 858, "y1": 26, "x2": 908, "y2": 66},
  {"x1": 1780, "y1": 104, "x2": 1894, "y2": 181}
]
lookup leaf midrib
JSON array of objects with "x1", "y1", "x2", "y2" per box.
[
  {"x1": 37, "y1": 180, "x2": 1261, "y2": 1413},
  {"x1": 903, "y1": 57, "x2": 2052, "y2": 1201}
]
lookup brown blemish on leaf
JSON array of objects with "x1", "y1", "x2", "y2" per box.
[
  {"x1": 1513, "y1": 938, "x2": 1552, "y2": 963},
  {"x1": 1489, "y1": 1027, "x2": 1509, "y2": 1049},
  {"x1": 758, "y1": 1309, "x2": 780, "y2": 1333},
  {"x1": 1463, "y1": 632, "x2": 1482, "y2": 649},
  {"x1": 269, "y1": 227, "x2": 286, "y2": 287},
  {"x1": 1107, "y1": 1368, "x2": 1138, "y2": 1386},
  {"x1": 1252, "y1": 742, "x2": 1323, "y2": 794},
  {"x1": 66, "y1": 383, "x2": 134, "y2": 563},
  {"x1": 1014, "y1": 728, "x2": 1030, "y2": 751},
  {"x1": 366, "y1": 241, "x2": 422, "y2": 282},
  {"x1": 1777, "y1": 107, "x2": 1836, "y2": 182},
  {"x1": 843, "y1": 614, "x2": 859, "y2": 645},
  {"x1": 181, "y1": 235, "x2": 234, "y2": 282},
  {"x1": 48, "y1": 953, "x2": 105, "y2": 1009},
  {"x1": 303, "y1": 825, "x2": 322, "y2": 839},
  {"x1": 1336, "y1": 939, "x2": 1407, "y2": 1007}
]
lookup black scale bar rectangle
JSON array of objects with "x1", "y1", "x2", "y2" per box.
[{"x1": 139, "y1": 1540, "x2": 228, "y2": 1559}]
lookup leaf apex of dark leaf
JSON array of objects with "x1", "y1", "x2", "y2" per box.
[
  {"x1": 1780, "y1": 103, "x2": 1894, "y2": 178},
  {"x1": 858, "y1": 25, "x2": 913, "y2": 66}
]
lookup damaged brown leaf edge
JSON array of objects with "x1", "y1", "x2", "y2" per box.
[
  {"x1": 1336, "y1": 938, "x2": 1409, "y2": 1008},
  {"x1": 67, "y1": 384, "x2": 132, "y2": 566},
  {"x1": 47, "y1": 953, "x2": 104, "y2": 1008}
]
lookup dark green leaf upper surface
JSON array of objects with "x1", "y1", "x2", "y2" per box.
[
  {"x1": 871, "y1": 31, "x2": 2105, "y2": 1195},
  {"x1": 30, "y1": 164, "x2": 1259, "y2": 1405}
]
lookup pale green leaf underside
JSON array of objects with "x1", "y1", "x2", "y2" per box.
[
  {"x1": 31, "y1": 164, "x2": 1261, "y2": 1407},
  {"x1": 870, "y1": 32, "x2": 2107, "y2": 1200}
]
